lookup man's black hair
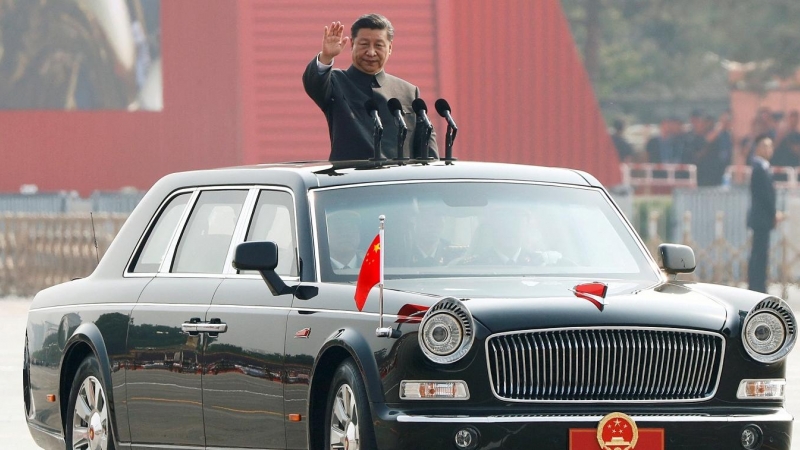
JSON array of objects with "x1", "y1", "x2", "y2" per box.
[
  {"x1": 351, "y1": 13, "x2": 394, "y2": 41},
  {"x1": 612, "y1": 118, "x2": 625, "y2": 133},
  {"x1": 754, "y1": 133, "x2": 772, "y2": 146}
]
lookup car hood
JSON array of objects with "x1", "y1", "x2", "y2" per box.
[{"x1": 384, "y1": 277, "x2": 728, "y2": 333}]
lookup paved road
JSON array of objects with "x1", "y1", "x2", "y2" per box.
[{"x1": 3, "y1": 292, "x2": 800, "y2": 449}]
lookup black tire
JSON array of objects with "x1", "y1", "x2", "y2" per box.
[
  {"x1": 65, "y1": 355, "x2": 115, "y2": 450},
  {"x1": 323, "y1": 358, "x2": 377, "y2": 450}
]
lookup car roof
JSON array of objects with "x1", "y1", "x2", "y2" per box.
[{"x1": 159, "y1": 160, "x2": 602, "y2": 191}]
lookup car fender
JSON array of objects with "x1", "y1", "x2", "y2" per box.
[
  {"x1": 61, "y1": 322, "x2": 121, "y2": 445},
  {"x1": 311, "y1": 327, "x2": 386, "y2": 404}
]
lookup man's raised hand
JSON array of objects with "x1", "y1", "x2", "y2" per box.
[{"x1": 320, "y1": 21, "x2": 349, "y2": 65}]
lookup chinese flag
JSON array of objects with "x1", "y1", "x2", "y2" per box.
[{"x1": 354, "y1": 234, "x2": 381, "y2": 311}]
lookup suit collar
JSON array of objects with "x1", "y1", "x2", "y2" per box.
[{"x1": 346, "y1": 65, "x2": 385, "y2": 87}]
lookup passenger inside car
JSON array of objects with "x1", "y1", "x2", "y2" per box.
[
  {"x1": 409, "y1": 205, "x2": 455, "y2": 266},
  {"x1": 326, "y1": 210, "x2": 362, "y2": 271}
]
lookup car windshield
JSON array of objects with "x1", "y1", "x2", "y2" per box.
[{"x1": 314, "y1": 181, "x2": 659, "y2": 282}]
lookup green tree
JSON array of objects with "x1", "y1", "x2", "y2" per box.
[{"x1": 562, "y1": 0, "x2": 800, "y2": 99}]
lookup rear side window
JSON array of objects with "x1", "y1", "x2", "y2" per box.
[
  {"x1": 243, "y1": 190, "x2": 297, "y2": 277},
  {"x1": 132, "y1": 192, "x2": 191, "y2": 273},
  {"x1": 172, "y1": 190, "x2": 248, "y2": 274}
]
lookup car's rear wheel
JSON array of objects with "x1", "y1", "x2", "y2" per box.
[
  {"x1": 66, "y1": 355, "x2": 115, "y2": 450},
  {"x1": 324, "y1": 358, "x2": 376, "y2": 450}
]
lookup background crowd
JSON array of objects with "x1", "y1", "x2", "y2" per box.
[{"x1": 613, "y1": 107, "x2": 800, "y2": 187}]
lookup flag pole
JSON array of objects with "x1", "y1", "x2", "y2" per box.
[
  {"x1": 379, "y1": 215, "x2": 385, "y2": 326},
  {"x1": 376, "y1": 215, "x2": 397, "y2": 338}
]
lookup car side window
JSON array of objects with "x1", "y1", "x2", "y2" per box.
[
  {"x1": 132, "y1": 192, "x2": 191, "y2": 273},
  {"x1": 172, "y1": 190, "x2": 248, "y2": 274},
  {"x1": 243, "y1": 190, "x2": 297, "y2": 277}
]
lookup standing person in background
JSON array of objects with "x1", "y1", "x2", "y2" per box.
[
  {"x1": 303, "y1": 14, "x2": 437, "y2": 161},
  {"x1": 771, "y1": 110, "x2": 800, "y2": 167},
  {"x1": 611, "y1": 118, "x2": 635, "y2": 163},
  {"x1": 747, "y1": 135, "x2": 779, "y2": 294},
  {"x1": 688, "y1": 112, "x2": 733, "y2": 186},
  {"x1": 740, "y1": 115, "x2": 771, "y2": 165},
  {"x1": 646, "y1": 117, "x2": 683, "y2": 163}
]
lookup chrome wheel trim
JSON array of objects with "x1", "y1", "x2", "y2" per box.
[
  {"x1": 329, "y1": 384, "x2": 359, "y2": 450},
  {"x1": 72, "y1": 375, "x2": 109, "y2": 450}
]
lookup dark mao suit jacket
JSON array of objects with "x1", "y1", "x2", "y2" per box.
[
  {"x1": 748, "y1": 160, "x2": 776, "y2": 232},
  {"x1": 747, "y1": 159, "x2": 776, "y2": 293},
  {"x1": 303, "y1": 56, "x2": 438, "y2": 161}
]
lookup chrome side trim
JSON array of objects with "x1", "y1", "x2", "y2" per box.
[
  {"x1": 222, "y1": 188, "x2": 260, "y2": 275},
  {"x1": 158, "y1": 189, "x2": 201, "y2": 273},
  {"x1": 124, "y1": 187, "x2": 196, "y2": 275},
  {"x1": 125, "y1": 185, "x2": 300, "y2": 280},
  {"x1": 395, "y1": 409, "x2": 793, "y2": 424},
  {"x1": 30, "y1": 302, "x2": 397, "y2": 317},
  {"x1": 119, "y1": 444, "x2": 205, "y2": 449},
  {"x1": 26, "y1": 421, "x2": 64, "y2": 441}
]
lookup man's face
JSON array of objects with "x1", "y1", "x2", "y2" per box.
[
  {"x1": 757, "y1": 138, "x2": 774, "y2": 160},
  {"x1": 351, "y1": 28, "x2": 392, "y2": 75}
]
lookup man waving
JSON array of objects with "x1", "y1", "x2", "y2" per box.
[{"x1": 303, "y1": 14, "x2": 437, "y2": 161}]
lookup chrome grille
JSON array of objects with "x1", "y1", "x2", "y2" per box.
[{"x1": 486, "y1": 328, "x2": 724, "y2": 402}]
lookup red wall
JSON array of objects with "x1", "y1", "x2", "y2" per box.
[
  {"x1": 0, "y1": 2, "x2": 242, "y2": 195},
  {"x1": 442, "y1": 0, "x2": 615, "y2": 179},
  {"x1": 0, "y1": 0, "x2": 618, "y2": 196}
]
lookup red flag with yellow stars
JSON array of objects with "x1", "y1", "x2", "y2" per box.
[{"x1": 354, "y1": 233, "x2": 381, "y2": 311}]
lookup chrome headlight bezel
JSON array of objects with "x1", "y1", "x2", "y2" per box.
[
  {"x1": 418, "y1": 297, "x2": 475, "y2": 364},
  {"x1": 742, "y1": 298, "x2": 797, "y2": 363}
]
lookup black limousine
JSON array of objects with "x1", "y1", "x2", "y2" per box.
[{"x1": 24, "y1": 160, "x2": 795, "y2": 450}]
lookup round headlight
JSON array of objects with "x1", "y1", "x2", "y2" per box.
[
  {"x1": 742, "y1": 298, "x2": 797, "y2": 363},
  {"x1": 422, "y1": 313, "x2": 463, "y2": 356},
  {"x1": 744, "y1": 312, "x2": 785, "y2": 355},
  {"x1": 419, "y1": 298, "x2": 474, "y2": 364}
]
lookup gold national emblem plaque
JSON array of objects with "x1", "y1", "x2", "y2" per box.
[{"x1": 596, "y1": 412, "x2": 639, "y2": 450}]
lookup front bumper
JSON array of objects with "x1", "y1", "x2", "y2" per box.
[{"x1": 374, "y1": 409, "x2": 793, "y2": 450}]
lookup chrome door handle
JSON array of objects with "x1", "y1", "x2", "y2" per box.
[
  {"x1": 195, "y1": 323, "x2": 228, "y2": 333},
  {"x1": 181, "y1": 323, "x2": 199, "y2": 333},
  {"x1": 182, "y1": 317, "x2": 202, "y2": 335}
]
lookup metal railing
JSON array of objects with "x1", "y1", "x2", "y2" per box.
[
  {"x1": 621, "y1": 163, "x2": 697, "y2": 194},
  {"x1": 0, "y1": 213, "x2": 127, "y2": 297}
]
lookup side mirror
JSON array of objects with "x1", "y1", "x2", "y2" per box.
[
  {"x1": 233, "y1": 241, "x2": 278, "y2": 271},
  {"x1": 658, "y1": 243, "x2": 696, "y2": 275},
  {"x1": 233, "y1": 241, "x2": 291, "y2": 296}
]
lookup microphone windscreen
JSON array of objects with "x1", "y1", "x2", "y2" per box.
[
  {"x1": 387, "y1": 98, "x2": 403, "y2": 113},
  {"x1": 411, "y1": 98, "x2": 428, "y2": 114},
  {"x1": 434, "y1": 98, "x2": 451, "y2": 117},
  {"x1": 364, "y1": 99, "x2": 379, "y2": 113}
]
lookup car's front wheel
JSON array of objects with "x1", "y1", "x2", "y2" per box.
[
  {"x1": 66, "y1": 355, "x2": 115, "y2": 450},
  {"x1": 324, "y1": 358, "x2": 376, "y2": 450}
]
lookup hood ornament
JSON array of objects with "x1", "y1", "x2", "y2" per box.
[{"x1": 570, "y1": 282, "x2": 608, "y2": 311}]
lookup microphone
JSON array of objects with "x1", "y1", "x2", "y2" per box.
[
  {"x1": 387, "y1": 98, "x2": 407, "y2": 131},
  {"x1": 364, "y1": 99, "x2": 385, "y2": 162},
  {"x1": 434, "y1": 98, "x2": 458, "y2": 164},
  {"x1": 387, "y1": 98, "x2": 408, "y2": 162},
  {"x1": 364, "y1": 99, "x2": 383, "y2": 131},
  {"x1": 435, "y1": 98, "x2": 458, "y2": 131},
  {"x1": 412, "y1": 98, "x2": 434, "y2": 161},
  {"x1": 411, "y1": 98, "x2": 432, "y2": 129}
]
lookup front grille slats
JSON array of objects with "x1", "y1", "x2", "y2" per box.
[{"x1": 487, "y1": 328, "x2": 724, "y2": 402}]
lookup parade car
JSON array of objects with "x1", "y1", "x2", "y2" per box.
[{"x1": 24, "y1": 160, "x2": 795, "y2": 450}]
